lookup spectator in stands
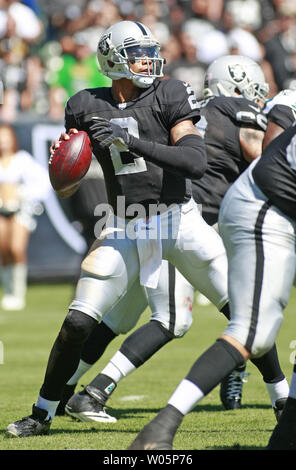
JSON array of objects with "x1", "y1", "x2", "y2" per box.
[
  {"x1": 261, "y1": 0, "x2": 296, "y2": 89},
  {"x1": 20, "y1": 55, "x2": 49, "y2": 116},
  {"x1": 0, "y1": 0, "x2": 44, "y2": 121},
  {"x1": 0, "y1": 0, "x2": 292, "y2": 120},
  {"x1": 46, "y1": 34, "x2": 111, "y2": 102},
  {"x1": 0, "y1": 124, "x2": 50, "y2": 310},
  {"x1": 164, "y1": 31, "x2": 208, "y2": 98},
  {"x1": 0, "y1": 0, "x2": 43, "y2": 43}
]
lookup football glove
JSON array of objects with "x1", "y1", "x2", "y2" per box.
[{"x1": 90, "y1": 117, "x2": 131, "y2": 151}]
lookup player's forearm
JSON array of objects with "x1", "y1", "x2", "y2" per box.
[{"x1": 128, "y1": 134, "x2": 207, "y2": 179}]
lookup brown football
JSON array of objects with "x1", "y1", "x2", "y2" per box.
[{"x1": 49, "y1": 131, "x2": 92, "y2": 191}]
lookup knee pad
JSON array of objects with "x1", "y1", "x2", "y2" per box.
[{"x1": 60, "y1": 309, "x2": 97, "y2": 345}]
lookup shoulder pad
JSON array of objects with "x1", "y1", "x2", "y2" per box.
[
  {"x1": 234, "y1": 98, "x2": 267, "y2": 131},
  {"x1": 203, "y1": 96, "x2": 267, "y2": 130},
  {"x1": 156, "y1": 78, "x2": 200, "y2": 125},
  {"x1": 264, "y1": 89, "x2": 296, "y2": 115},
  {"x1": 156, "y1": 78, "x2": 189, "y2": 99}
]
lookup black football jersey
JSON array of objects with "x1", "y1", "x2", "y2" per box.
[
  {"x1": 64, "y1": 78, "x2": 200, "y2": 214},
  {"x1": 266, "y1": 104, "x2": 295, "y2": 130},
  {"x1": 253, "y1": 123, "x2": 296, "y2": 222},
  {"x1": 263, "y1": 89, "x2": 296, "y2": 130},
  {"x1": 192, "y1": 95, "x2": 267, "y2": 225}
]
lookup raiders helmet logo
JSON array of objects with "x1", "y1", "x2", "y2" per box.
[
  {"x1": 98, "y1": 33, "x2": 111, "y2": 56},
  {"x1": 228, "y1": 64, "x2": 246, "y2": 83}
]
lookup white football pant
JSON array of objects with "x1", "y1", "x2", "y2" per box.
[
  {"x1": 70, "y1": 199, "x2": 228, "y2": 335},
  {"x1": 219, "y1": 160, "x2": 296, "y2": 357}
]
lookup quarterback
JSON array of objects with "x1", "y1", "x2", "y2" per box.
[{"x1": 6, "y1": 20, "x2": 229, "y2": 437}]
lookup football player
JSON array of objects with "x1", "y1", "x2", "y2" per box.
[
  {"x1": 60, "y1": 57, "x2": 289, "y2": 423},
  {"x1": 6, "y1": 20, "x2": 228, "y2": 438},
  {"x1": 128, "y1": 117, "x2": 296, "y2": 451},
  {"x1": 262, "y1": 88, "x2": 296, "y2": 150}
]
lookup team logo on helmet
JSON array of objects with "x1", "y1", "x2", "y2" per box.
[
  {"x1": 98, "y1": 33, "x2": 111, "y2": 56},
  {"x1": 228, "y1": 64, "x2": 246, "y2": 83}
]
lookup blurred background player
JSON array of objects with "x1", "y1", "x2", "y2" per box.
[{"x1": 0, "y1": 124, "x2": 50, "y2": 311}]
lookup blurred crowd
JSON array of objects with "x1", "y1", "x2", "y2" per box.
[{"x1": 0, "y1": 0, "x2": 296, "y2": 123}]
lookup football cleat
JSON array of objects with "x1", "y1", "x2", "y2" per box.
[
  {"x1": 220, "y1": 364, "x2": 250, "y2": 410},
  {"x1": 128, "y1": 405, "x2": 183, "y2": 450},
  {"x1": 128, "y1": 424, "x2": 173, "y2": 450},
  {"x1": 55, "y1": 383, "x2": 77, "y2": 416},
  {"x1": 273, "y1": 397, "x2": 288, "y2": 423},
  {"x1": 6, "y1": 405, "x2": 51, "y2": 438},
  {"x1": 267, "y1": 423, "x2": 296, "y2": 450},
  {"x1": 267, "y1": 398, "x2": 296, "y2": 450},
  {"x1": 65, "y1": 385, "x2": 117, "y2": 423}
]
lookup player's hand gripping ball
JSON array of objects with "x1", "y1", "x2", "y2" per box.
[{"x1": 49, "y1": 131, "x2": 92, "y2": 191}]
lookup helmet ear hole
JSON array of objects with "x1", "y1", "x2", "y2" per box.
[
  {"x1": 107, "y1": 60, "x2": 115, "y2": 68},
  {"x1": 234, "y1": 87, "x2": 241, "y2": 95}
]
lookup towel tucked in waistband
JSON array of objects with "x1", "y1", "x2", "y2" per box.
[{"x1": 135, "y1": 215, "x2": 162, "y2": 289}]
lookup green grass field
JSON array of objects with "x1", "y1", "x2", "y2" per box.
[{"x1": 0, "y1": 283, "x2": 295, "y2": 451}]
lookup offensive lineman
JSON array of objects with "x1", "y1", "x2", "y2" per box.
[
  {"x1": 6, "y1": 20, "x2": 229, "y2": 437},
  {"x1": 262, "y1": 88, "x2": 296, "y2": 149},
  {"x1": 128, "y1": 102, "x2": 296, "y2": 450},
  {"x1": 59, "y1": 57, "x2": 289, "y2": 423}
]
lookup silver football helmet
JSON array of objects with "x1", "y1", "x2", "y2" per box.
[
  {"x1": 97, "y1": 21, "x2": 165, "y2": 88},
  {"x1": 203, "y1": 55, "x2": 269, "y2": 103}
]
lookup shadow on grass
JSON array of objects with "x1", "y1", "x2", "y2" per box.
[
  {"x1": 206, "y1": 445, "x2": 266, "y2": 451},
  {"x1": 0, "y1": 403, "x2": 273, "y2": 445},
  {"x1": 86, "y1": 402, "x2": 273, "y2": 421}
]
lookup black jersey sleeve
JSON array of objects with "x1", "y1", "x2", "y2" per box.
[
  {"x1": 157, "y1": 78, "x2": 201, "y2": 128},
  {"x1": 220, "y1": 97, "x2": 267, "y2": 131},
  {"x1": 128, "y1": 132, "x2": 207, "y2": 179},
  {"x1": 64, "y1": 98, "x2": 80, "y2": 131},
  {"x1": 267, "y1": 104, "x2": 295, "y2": 130}
]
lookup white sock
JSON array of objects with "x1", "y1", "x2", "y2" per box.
[
  {"x1": 36, "y1": 395, "x2": 60, "y2": 420},
  {"x1": 12, "y1": 263, "x2": 27, "y2": 301},
  {"x1": 1, "y1": 265, "x2": 14, "y2": 295},
  {"x1": 101, "y1": 351, "x2": 136, "y2": 383},
  {"x1": 289, "y1": 372, "x2": 296, "y2": 399},
  {"x1": 168, "y1": 379, "x2": 204, "y2": 415},
  {"x1": 66, "y1": 359, "x2": 93, "y2": 385},
  {"x1": 265, "y1": 378, "x2": 290, "y2": 407}
]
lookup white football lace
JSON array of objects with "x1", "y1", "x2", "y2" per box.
[{"x1": 226, "y1": 370, "x2": 250, "y2": 399}]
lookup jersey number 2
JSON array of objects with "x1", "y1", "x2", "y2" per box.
[{"x1": 109, "y1": 117, "x2": 147, "y2": 175}]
